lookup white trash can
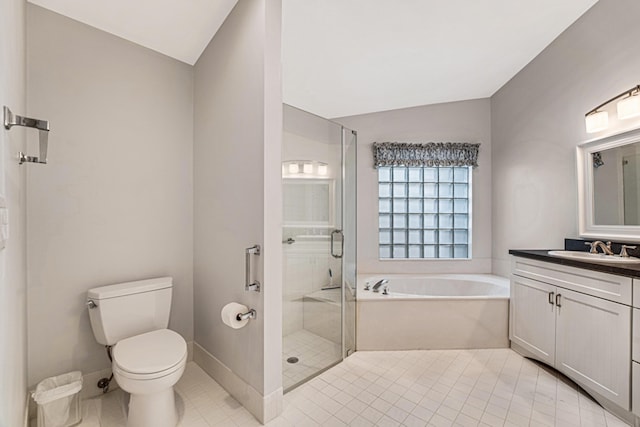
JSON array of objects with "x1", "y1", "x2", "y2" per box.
[{"x1": 32, "y1": 371, "x2": 83, "y2": 427}]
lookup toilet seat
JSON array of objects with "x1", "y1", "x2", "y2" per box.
[{"x1": 113, "y1": 329, "x2": 187, "y2": 380}]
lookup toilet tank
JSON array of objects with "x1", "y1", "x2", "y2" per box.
[{"x1": 87, "y1": 277, "x2": 173, "y2": 345}]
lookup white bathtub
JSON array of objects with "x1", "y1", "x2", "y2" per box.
[{"x1": 357, "y1": 274, "x2": 510, "y2": 350}]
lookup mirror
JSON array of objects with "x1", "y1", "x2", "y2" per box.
[
  {"x1": 577, "y1": 127, "x2": 640, "y2": 241},
  {"x1": 282, "y1": 179, "x2": 334, "y2": 227}
]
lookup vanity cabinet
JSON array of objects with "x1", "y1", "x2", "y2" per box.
[
  {"x1": 510, "y1": 257, "x2": 632, "y2": 410},
  {"x1": 510, "y1": 275, "x2": 556, "y2": 365}
]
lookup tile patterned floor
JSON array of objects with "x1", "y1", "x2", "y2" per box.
[
  {"x1": 76, "y1": 362, "x2": 259, "y2": 427},
  {"x1": 283, "y1": 329, "x2": 342, "y2": 390},
  {"x1": 76, "y1": 349, "x2": 631, "y2": 426}
]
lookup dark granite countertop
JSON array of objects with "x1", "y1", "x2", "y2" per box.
[{"x1": 509, "y1": 249, "x2": 640, "y2": 278}]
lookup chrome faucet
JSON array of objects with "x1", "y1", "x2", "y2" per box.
[
  {"x1": 586, "y1": 240, "x2": 614, "y2": 255},
  {"x1": 372, "y1": 279, "x2": 388, "y2": 292}
]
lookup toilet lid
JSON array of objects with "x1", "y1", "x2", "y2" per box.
[{"x1": 113, "y1": 329, "x2": 187, "y2": 375}]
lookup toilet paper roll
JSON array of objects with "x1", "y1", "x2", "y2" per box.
[{"x1": 221, "y1": 302, "x2": 250, "y2": 329}]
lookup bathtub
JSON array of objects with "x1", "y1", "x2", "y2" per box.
[{"x1": 357, "y1": 274, "x2": 510, "y2": 350}]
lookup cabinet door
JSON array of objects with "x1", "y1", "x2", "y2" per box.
[
  {"x1": 555, "y1": 288, "x2": 631, "y2": 410},
  {"x1": 510, "y1": 276, "x2": 556, "y2": 366}
]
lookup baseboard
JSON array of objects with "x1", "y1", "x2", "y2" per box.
[
  {"x1": 187, "y1": 340, "x2": 194, "y2": 362},
  {"x1": 193, "y1": 342, "x2": 283, "y2": 424}
]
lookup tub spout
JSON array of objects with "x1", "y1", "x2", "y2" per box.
[{"x1": 372, "y1": 279, "x2": 388, "y2": 292}]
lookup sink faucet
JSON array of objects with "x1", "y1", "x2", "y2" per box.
[
  {"x1": 586, "y1": 240, "x2": 614, "y2": 255},
  {"x1": 372, "y1": 279, "x2": 388, "y2": 292}
]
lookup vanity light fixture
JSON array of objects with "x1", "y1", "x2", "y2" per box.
[
  {"x1": 585, "y1": 111, "x2": 608, "y2": 133},
  {"x1": 586, "y1": 84, "x2": 640, "y2": 133},
  {"x1": 303, "y1": 162, "x2": 313, "y2": 174},
  {"x1": 282, "y1": 160, "x2": 329, "y2": 178},
  {"x1": 288, "y1": 163, "x2": 299, "y2": 174},
  {"x1": 617, "y1": 89, "x2": 640, "y2": 120}
]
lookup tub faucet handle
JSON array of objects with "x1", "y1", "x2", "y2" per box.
[
  {"x1": 364, "y1": 282, "x2": 370, "y2": 291},
  {"x1": 382, "y1": 286, "x2": 389, "y2": 295}
]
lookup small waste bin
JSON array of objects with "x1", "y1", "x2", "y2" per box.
[{"x1": 32, "y1": 371, "x2": 83, "y2": 427}]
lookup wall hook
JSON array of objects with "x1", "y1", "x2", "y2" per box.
[{"x1": 3, "y1": 106, "x2": 50, "y2": 165}]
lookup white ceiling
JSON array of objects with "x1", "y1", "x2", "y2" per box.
[
  {"x1": 29, "y1": 0, "x2": 599, "y2": 117},
  {"x1": 282, "y1": 0, "x2": 599, "y2": 118},
  {"x1": 28, "y1": 0, "x2": 238, "y2": 65}
]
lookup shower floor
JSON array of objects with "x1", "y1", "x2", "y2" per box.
[{"x1": 282, "y1": 329, "x2": 341, "y2": 390}]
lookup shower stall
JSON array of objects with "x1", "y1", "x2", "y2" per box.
[{"x1": 281, "y1": 105, "x2": 356, "y2": 391}]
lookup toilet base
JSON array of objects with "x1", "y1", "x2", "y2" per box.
[{"x1": 126, "y1": 387, "x2": 177, "y2": 427}]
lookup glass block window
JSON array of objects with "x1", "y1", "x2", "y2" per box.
[{"x1": 378, "y1": 166, "x2": 471, "y2": 259}]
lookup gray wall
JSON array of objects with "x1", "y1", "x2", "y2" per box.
[
  {"x1": 193, "y1": 0, "x2": 282, "y2": 412},
  {"x1": 337, "y1": 99, "x2": 492, "y2": 274},
  {"x1": 0, "y1": 0, "x2": 27, "y2": 424},
  {"x1": 491, "y1": 0, "x2": 640, "y2": 276},
  {"x1": 26, "y1": 5, "x2": 194, "y2": 387}
]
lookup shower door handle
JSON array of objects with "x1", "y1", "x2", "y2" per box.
[
  {"x1": 245, "y1": 244, "x2": 261, "y2": 292},
  {"x1": 331, "y1": 229, "x2": 343, "y2": 259}
]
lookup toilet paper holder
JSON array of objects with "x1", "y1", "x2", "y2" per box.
[{"x1": 236, "y1": 309, "x2": 256, "y2": 321}]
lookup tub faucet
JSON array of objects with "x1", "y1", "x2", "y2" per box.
[{"x1": 372, "y1": 279, "x2": 388, "y2": 292}]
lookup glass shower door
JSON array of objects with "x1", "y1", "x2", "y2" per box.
[
  {"x1": 282, "y1": 105, "x2": 344, "y2": 391},
  {"x1": 342, "y1": 127, "x2": 357, "y2": 357}
]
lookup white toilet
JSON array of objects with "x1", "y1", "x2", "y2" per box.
[{"x1": 87, "y1": 277, "x2": 187, "y2": 427}]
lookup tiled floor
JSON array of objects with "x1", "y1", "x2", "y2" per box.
[
  {"x1": 283, "y1": 329, "x2": 342, "y2": 390},
  {"x1": 77, "y1": 349, "x2": 630, "y2": 426},
  {"x1": 77, "y1": 362, "x2": 260, "y2": 427}
]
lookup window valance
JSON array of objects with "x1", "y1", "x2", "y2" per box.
[{"x1": 372, "y1": 142, "x2": 480, "y2": 168}]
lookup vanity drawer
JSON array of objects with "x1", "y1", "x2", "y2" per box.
[{"x1": 512, "y1": 257, "x2": 632, "y2": 305}]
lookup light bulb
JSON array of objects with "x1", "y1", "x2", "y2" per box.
[
  {"x1": 288, "y1": 163, "x2": 299, "y2": 174},
  {"x1": 585, "y1": 111, "x2": 609, "y2": 133},
  {"x1": 303, "y1": 163, "x2": 313, "y2": 174},
  {"x1": 617, "y1": 94, "x2": 640, "y2": 120},
  {"x1": 318, "y1": 164, "x2": 328, "y2": 176}
]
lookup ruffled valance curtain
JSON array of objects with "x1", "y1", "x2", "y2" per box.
[{"x1": 372, "y1": 142, "x2": 480, "y2": 168}]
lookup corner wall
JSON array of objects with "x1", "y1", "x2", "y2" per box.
[
  {"x1": 26, "y1": 5, "x2": 194, "y2": 389},
  {"x1": 491, "y1": 0, "x2": 640, "y2": 276},
  {"x1": 336, "y1": 99, "x2": 492, "y2": 274},
  {"x1": 0, "y1": 0, "x2": 27, "y2": 424},
  {"x1": 193, "y1": 0, "x2": 282, "y2": 422}
]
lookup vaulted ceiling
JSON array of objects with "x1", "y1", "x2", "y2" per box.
[
  {"x1": 28, "y1": 0, "x2": 238, "y2": 65},
  {"x1": 282, "y1": 0, "x2": 599, "y2": 117},
  {"x1": 29, "y1": 0, "x2": 599, "y2": 118}
]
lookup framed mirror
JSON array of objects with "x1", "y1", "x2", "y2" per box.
[
  {"x1": 577, "y1": 127, "x2": 640, "y2": 241},
  {"x1": 282, "y1": 178, "x2": 335, "y2": 227}
]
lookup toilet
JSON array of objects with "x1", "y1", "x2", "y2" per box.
[{"x1": 86, "y1": 277, "x2": 187, "y2": 427}]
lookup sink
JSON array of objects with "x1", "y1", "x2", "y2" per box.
[{"x1": 547, "y1": 250, "x2": 640, "y2": 264}]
